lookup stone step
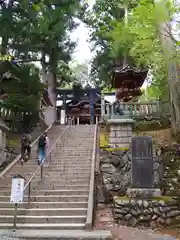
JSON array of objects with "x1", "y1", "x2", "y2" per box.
[
  {"x1": 0, "y1": 179, "x2": 90, "y2": 187},
  {"x1": 0, "y1": 229, "x2": 112, "y2": 239},
  {"x1": 1, "y1": 190, "x2": 89, "y2": 196},
  {"x1": 31, "y1": 184, "x2": 89, "y2": 190},
  {"x1": 55, "y1": 149, "x2": 93, "y2": 151},
  {"x1": 54, "y1": 147, "x2": 93, "y2": 150},
  {"x1": 43, "y1": 172, "x2": 91, "y2": 177},
  {"x1": 3, "y1": 175, "x2": 90, "y2": 183},
  {"x1": 53, "y1": 153, "x2": 93, "y2": 155},
  {"x1": 0, "y1": 185, "x2": 89, "y2": 191},
  {"x1": 7, "y1": 172, "x2": 40, "y2": 178},
  {"x1": 58, "y1": 141, "x2": 94, "y2": 144},
  {"x1": 43, "y1": 173, "x2": 90, "y2": 178},
  {"x1": 0, "y1": 195, "x2": 89, "y2": 202},
  {"x1": 0, "y1": 215, "x2": 86, "y2": 224},
  {"x1": 43, "y1": 176, "x2": 90, "y2": 181},
  {"x1": 0, "y1": 201, "x2": 88, "y2": 208},
  {"x1": 45, "y1": 169, "x2": 91, "y2": 173},
  {"x1": 49, "y1": 166, "x2": 91, "y2": 169},
  {"x1": 0, "y1": 207, "x2": 87, "y2": 216},
  {"x1": 0, "y1": 223, "x2": 85, "y2": 230},
  {"x1": 10, "y1": 164, "x2": 91, "y2": 170},
  {"x1": 49, "y1": 161, "x2": 92, "y2": 164}
]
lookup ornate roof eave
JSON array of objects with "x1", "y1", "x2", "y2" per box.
[
  {"x1": 113, "y1": 64, "x2": 148, "y2": 75},
  {"x1": 66, "y1": 98, "x2": 110, "y2": 108}
]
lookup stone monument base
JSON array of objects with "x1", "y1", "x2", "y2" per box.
[
  {"x1": 126, "y1": 188, "x2": 161, "y2": 198},
  {"x1": 107, "y1": 118, "x2": 134, "y2": 149}
]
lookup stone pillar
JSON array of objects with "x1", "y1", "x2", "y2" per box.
[
  {"x1": 101, "y1": 95, "x2": 105, "y2": 120},
  {"x1": 107, "y1": 118, "x2": 134, "y2": 149},
  {"x1": 89, "y1": 93, "x2": 94, "y2": 124},
  {"x1": 96, "y1": 116, "x2": 98, "y2": 124},
  {"x1": 77, "y1": 117, "x2": 80, "y2": 125}
]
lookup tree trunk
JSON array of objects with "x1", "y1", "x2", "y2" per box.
[
  {"x1": 155, "y1": 0, "x2": 180, "y2": 137},
  {"x1": 41, "y1": 50, "x2": 57, "y2": 125}
]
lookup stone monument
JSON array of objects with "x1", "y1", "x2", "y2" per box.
[{"x1": 126, "y1": 136, "x2": 161, "y2": 198}]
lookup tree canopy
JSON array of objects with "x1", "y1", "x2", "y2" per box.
[
  {"x1": 0, "y1": 0, "x2": 87, "y2": 71},
  {"x1": 0, "y1": 0, "x2": 88, "y2": 130},
  {"x1": 85, "y1": 0, "x2": 179, "y2": 100}
]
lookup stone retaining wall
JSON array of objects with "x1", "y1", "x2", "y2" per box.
[
  {"x1": 113, "y1": 197, "x2": 180, "y2": 228},
  {"x1": 99, "y1": 149, "x2": 162, "y2": 199}
]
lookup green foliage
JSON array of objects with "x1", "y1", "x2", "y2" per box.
[
  {"x1": 0, "y1": 0, "x2": 87, "y2": 76},
  {"x1": 70, "y1": 61, "x2": 89, "y2": 86},
  {"x1": 1, "y1": 65, "x2": 43, "y2": 113},
  {"x1": 86, "y1": 0, "x2": 176, "y2": 100},
  {"x1": 0, "y1": 0, "x2": 88, "y2": 131},
  {"x1": 0, "y1": 64, "x2": 43, "y2": 131}
]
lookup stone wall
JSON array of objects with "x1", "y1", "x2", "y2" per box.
[
  {"x1": 113, "y1": 197, "x2": 180, "y2": 228},
  {"x1": 99, "y1": 149, "x2": 163, "y2": 199},
  {"x1": 108, "y1": 121, "x2": 133, "y2": 149}
]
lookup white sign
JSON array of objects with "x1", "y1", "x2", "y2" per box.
[
  {"x1": 61, "y1": 110, "x2": 65, "y2": 124},
  {"x1": 10, "y1": 178, "x2": 24, "y2": 204}
]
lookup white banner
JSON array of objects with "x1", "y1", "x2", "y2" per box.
[{"x1": 10, "y1": 178, "x2": 24, "y2": 204}]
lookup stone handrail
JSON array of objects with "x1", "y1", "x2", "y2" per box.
[
  {"x1": 104, "y1": 101, "x2": 170, "y2": 119},
  {"x1": 85, "y1": 123, "x2": 98, "y2": 230}
]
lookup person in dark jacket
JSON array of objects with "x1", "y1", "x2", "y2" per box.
[
  {"x1": 21, "y1": 134, "x2": 31, "y2": 156},
  {"x1": 20, "y1": 133, "x2": 31, "y2": 163}
]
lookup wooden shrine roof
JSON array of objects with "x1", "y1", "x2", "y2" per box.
[{"x1": 112, "y1": 64, "x2": 148, "y2": 89}]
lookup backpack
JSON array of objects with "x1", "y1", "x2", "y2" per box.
[{"x1": 38, "y1": 135, "x2": 46, "y2": 147}]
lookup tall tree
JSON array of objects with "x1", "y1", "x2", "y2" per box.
[
  {"x1": 86, "y1": 0, "x2": 180, "y2": 136},
  {"x1": 154, "y1": 0, "x2": 180, "y2": 135},
  {"x1": 0, "y1": 0, "x2": 87, "y2": 124}
]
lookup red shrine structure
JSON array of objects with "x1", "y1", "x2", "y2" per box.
[{"x1": 112, "y1": 60, "x2": 148, "y2": 102}]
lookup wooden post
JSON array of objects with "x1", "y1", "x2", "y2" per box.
[{"x1": 89, "y1": 89, "x2": 94, "y2": 124}]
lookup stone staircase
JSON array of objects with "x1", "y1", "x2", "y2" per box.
[{"x1": 0, "y1": 125, "x2": 97, "y2": 230}]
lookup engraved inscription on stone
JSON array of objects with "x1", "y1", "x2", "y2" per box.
[{"x1": 131, "y1": 136, "x2": 154, "y2": 188}]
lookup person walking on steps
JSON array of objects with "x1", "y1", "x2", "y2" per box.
[
  {"x1": 44, "y1": 132, "x2": 49, "y2": 158},
  {"x1": 20, "y1": 133, "x2": 31, "y2": 163},
  {"x1": 37, "y1": 133, "x2": 46, "y2": 165}
]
